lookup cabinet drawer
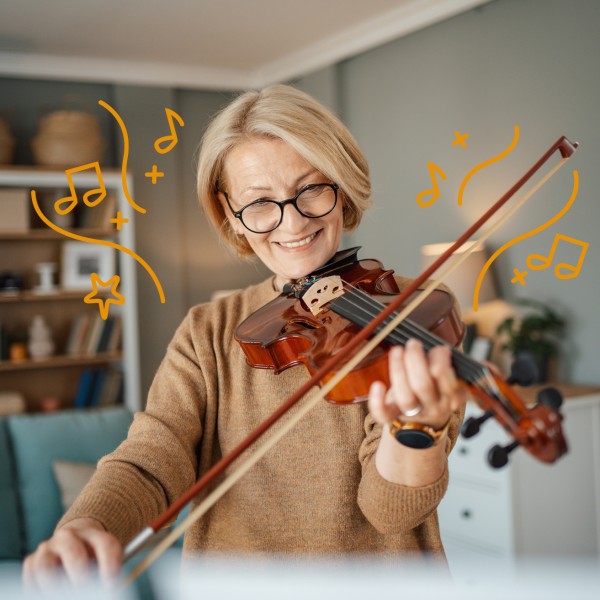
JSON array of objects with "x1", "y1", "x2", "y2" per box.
[{"x1": 438, "y1": 480, "x2": 513, "y2": 552}]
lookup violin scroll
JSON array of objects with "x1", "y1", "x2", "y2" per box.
[{"x1": 463, "y1": 372, "x2": 567, "y2": 468}]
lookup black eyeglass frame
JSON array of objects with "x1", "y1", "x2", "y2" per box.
[{"x1": 223, "y1": 183, "x2": 339, "y2": 234}]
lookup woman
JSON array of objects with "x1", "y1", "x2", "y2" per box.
[{"x1": 24, "y1": 84, "x2": 466, "y2": 585}]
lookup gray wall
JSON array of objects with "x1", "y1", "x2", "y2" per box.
[{"x1": 330, "y1": 0, "x2": 598, "y2": 384}]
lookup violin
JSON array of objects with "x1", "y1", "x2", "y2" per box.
[
  {"x1": 236, "y1": 247, "x2": 465, "y2": 404},
  {"x1": 236, "y1": 247, "x2": 568, "y2": 467}
]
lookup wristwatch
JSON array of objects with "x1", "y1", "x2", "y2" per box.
[{"x1": 389, "y1": 418, "x2": 451, "y2": 449}]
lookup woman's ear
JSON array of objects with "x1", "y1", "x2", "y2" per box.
[{"x1": 218, "y1": 191, "x2": 245, "y2": 236}]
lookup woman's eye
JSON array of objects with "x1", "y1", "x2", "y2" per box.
[{"x1": 244, "y1": 200, "x2": 273, "y2": 212}]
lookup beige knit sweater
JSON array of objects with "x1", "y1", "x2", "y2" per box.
[{"x1": 59, "y1": 275, "x2": 463, "y2": 560}]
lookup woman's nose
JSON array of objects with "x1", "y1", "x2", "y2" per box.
[{"x1": 278, "y1": 202, "x2": 307, "y2": 234}]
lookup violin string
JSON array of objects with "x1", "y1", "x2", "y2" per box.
[
  {"x1": 333, "y1": 284, "x2": 486, "y2": 385},
  {"x1": 330, "y1": 287, "x2": 510, "y2": 413},
  {"x1": 333, "y1": 287, "x2": 483, "y2": 383}
]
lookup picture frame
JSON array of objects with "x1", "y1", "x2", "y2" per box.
[{"x1": 61, "y1": 241, "x2": 116, "y2": 290}]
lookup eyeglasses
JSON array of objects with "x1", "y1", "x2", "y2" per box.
[{"x1": 224, "y1": 183, "x2": 339, "y2": 234}]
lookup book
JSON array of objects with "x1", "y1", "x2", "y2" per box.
[
  {"x1": 73, "y1": 369, "x2": 95, "y2": 408},
  {"x1": 99, "y1": 369, "x2": 123, "y2": 406},
  {"x1": 95, "y1": 316, "x2": 115, "y2": 354},
  {"x1": 66, "y1": 314, "x2": 89, "y2": 355},
  {"x1": 84, "y1": 315, "x2": 104, "y2": 355},
  {"x1": 106, "y1": 316, "x2": 122, "y2": 353},
  {"x1": 0, "y1": 322, "x2": 9, "y2": 361},
  {"x1": 88, "y1": 370, "x2": 107, "y2": 407}
]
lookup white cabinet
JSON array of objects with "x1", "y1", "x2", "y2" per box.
[{"x1": 439, "y1": 386, "x2": 600, "y2": 580}]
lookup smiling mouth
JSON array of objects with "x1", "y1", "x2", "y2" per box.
[{"x1": 276, "y1": 230, "x2": 320, "y2": 249}]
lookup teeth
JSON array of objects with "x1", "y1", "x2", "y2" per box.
[{"x1": 278, "y1": 232, "x2": 317, "y2": 249}]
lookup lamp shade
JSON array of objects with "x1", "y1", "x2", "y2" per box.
[{"x1": 420, "y1": 240, "x2": 497, "y2": 312}]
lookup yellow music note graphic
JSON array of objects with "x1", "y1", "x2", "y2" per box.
[
  {"x1": 154, "y1": 108, "x2": 185, "y2": 155},
  {"x1": 527, "y1": 233, "x2": 589, "y2": 280},
  {"x1": 54, "y1": 162, "x2": 107, "y2": 215},
  {"x1": 416, "y1": 162, "x2": 447, "y2": 208}
]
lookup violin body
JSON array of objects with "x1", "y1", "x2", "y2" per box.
[{"x1": 236, "y1": 253, "x2": 465, "y2": 404}]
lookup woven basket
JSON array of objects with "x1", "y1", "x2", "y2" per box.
[
  {"x1": 0, "y1": 119, "x2": 15, "y2": 165},
  {"x1": 32, "y1": 110, "x2": 105, "y2": 167}
]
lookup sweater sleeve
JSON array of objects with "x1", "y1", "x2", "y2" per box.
[
  {"x1": 356, "y1": 406, "x2": 464, "y2": 534},
  {"x1": 57, "y1": 311, "x2": 207, "y2": 545},
  {"x1": 355, "y1": 273, "x2": 466, "y2": 534}
]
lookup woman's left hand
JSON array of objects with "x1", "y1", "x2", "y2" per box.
[
  {"x1": 368, "y1": 338, "x2": 467, "y2": 431},
  {"x1": 367, "y1": 339, "x2": 468, "y2": 485}
]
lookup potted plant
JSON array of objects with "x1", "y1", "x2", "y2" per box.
[{"x1": 496, "y1": 298, "x2": 565, "y2": 383}]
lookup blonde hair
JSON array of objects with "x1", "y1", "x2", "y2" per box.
[{"x1": 196, "y1": 83, "x2": 372, "y2": 257}]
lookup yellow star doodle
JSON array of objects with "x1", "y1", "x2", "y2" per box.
[{"x1": 84, "y1": 273, "x2": 125, "y2": 320}]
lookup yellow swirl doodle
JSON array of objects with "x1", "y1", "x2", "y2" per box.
[
  {"x1": 98, "y1": 99, "x2": 146, "y2": 215},
  {"x1": 31, "y1": 190, "x2": 165, "y2": 303},
  {"x1": 457, "y1": 125, "x2": 520, "y2": 206},
  {"x1": 472, "y1": 169, "x2": 579, "y2": 311}
]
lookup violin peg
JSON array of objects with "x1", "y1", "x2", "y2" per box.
[
  {"x1": 537, "y1": 387, "x2": 563, "y2": 412},
  {"x1": 507, "y1": 357, "x2": 538, "y2": 387},
  {"x1": 461, "y1": 410, "x2": 494, "y2": 438},
  {"x1": 488, "y1": 440, "x2": 520, "y2": 469}
]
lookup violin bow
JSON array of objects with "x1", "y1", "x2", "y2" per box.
[{"x1": 124, "y1": 136, "x2": 578, "y2": 582}]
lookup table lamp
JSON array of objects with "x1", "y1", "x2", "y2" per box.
[{"x1": 420, "y1": 240, "x2": 497, "y2": 314}]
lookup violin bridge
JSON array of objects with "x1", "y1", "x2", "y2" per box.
[{"x1": 301, "y1": 276, "x2": 345, "y2": 316}]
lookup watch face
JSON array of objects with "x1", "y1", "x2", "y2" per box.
[{"x1": 393, "y1": 429, "x2": 435, "y2": 449}]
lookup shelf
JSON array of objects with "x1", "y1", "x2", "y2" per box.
[
  {"x1": 0, "y1": 166, "x2": 140, "y2": 411},
  {"x1": 0, "y1": 290, "x2": 109, "y2": 303},
  {"x1": 0, "y1": 228, "x2": 115, "y2": 241},
  {"x1": 0, "y1": 352, "x2": 122, "y2": 373}
]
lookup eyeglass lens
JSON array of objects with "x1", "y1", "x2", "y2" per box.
[{"x1": 240, "y1": 184, "x2": 337, "y2": 233}]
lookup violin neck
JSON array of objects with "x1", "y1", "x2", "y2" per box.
[{"x1": 330, "y1": 286, "x2": 488, "y2": 387}]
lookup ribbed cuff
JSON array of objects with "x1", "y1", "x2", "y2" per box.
[{"x1": 357, "y1": 459, "x2": 449, "y2": 534}]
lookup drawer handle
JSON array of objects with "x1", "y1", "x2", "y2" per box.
[{"x1": 460, "y1": 509, "x2": 472, "y2": 519}]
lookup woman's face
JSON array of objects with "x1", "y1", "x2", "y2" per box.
[{"x1": 220, "y1": 137, "x2": 344, "y2": 290}]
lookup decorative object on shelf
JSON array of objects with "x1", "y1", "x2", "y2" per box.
[
  {"x1": 0, "y1": 118, "x2": 15, "y2": 165},
  {"x1": 27, "y1": 315, "x2": 55, "y2": 360},
  {"x1": 41, "y1": 397, "x2": 61, "y2": 412},
  {"x1": 0, "y1": 391, "x2": 26, "y2": 415},
  {"x1": 35, "y1": 189, "x2": 75, "y2": 229},
  {"x1": 31, "y1": 110, "x2": 105, "y2": 167},
  {"x1": 9, "y1": 331, "x2": 28, "y2": 362},
  {"x1": 61, "y1": 241, "x2": 115, "y2": 290},
  {"x1": 0, "y1": 271, "x2": 23, "y2": 295},
  {"x1": 33, "y1": 262, "x2": 58, "y2": 294},
  {"x1": 0, "y1": 187, "x2": 29, "y2": 233},
  {"x1": 496, "y1": 298, "x2": 565, "y2": 383}
]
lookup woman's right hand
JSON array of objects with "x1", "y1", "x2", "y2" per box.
[{"x1": 23, "y1": 517, "x2": 122, "y2": 588}]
